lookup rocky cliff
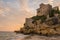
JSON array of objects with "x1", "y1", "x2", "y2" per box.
[{"x1": 15, "y1": 3, "x2": 60, "y2": 35}]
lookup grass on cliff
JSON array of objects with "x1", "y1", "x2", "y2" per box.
[{"x1": 31, "y1": 15, "x2": 47, "y2": 23}]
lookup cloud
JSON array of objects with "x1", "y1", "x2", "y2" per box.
[
  {"x1": 18, "y1": 0, "x2": 36, "y2": 15},
  {"x1": 0, "y1": 0, "x2": 60, "y2": 31},
  {"x1": 0, "y1": 0, "x2": 22, "y2": 31},
  {"x1": 0, "y1": 0, "x2": 36, "y2": 31},
  {"x1": 48, "y1": 0, "x2": 54, "y2": 5}
]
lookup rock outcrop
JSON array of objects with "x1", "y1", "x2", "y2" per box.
[{"x1": 15, "y1": 3, "x2": 60, "y2": 35}]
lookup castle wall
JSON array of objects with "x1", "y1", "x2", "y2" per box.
[
  {"x1": 37, "y1": 3, "x2": 52, "y2": 16},
  {"x1": 24, "y1": 18, "x2": 34, "y2": 28}
]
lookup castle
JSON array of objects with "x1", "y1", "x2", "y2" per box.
[
  {"x1": 24, "y1": 3, "x2": 60, "y2": 28},
  {"x1": 37, "y1": 3, "x2": 52, "y2": 16},
  {"x1": 15, "y1": 3, "x2": 60, "y2": 35}
]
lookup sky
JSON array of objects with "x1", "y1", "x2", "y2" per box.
[{"x1": 0, "y1": 0, "x2": 60, "y2": 31}]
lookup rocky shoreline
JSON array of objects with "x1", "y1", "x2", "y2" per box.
[
  {"x1": 22, "y1": 35, "x2": 60, "y2": 40},
  {"x1": 15, "y1": 3, "x2": 60, "y2": 36}
]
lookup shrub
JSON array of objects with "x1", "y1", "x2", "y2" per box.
[
  {"x1": 40, "y1": 15, "x2": 47, "y2": 23},
  {"x1": 49, "y1": 9, "x2": 60, "y2": 17},
  {"x1": 32, "y1": 15, "x2": 47, "y2": 23},
  {"x1": 49, "y1": 9, "x2": 54, "y2": 17},
  {"x1": 32, "y1": 16, "x2": 41, "y2": 20}
]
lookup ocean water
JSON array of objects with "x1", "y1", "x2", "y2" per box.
[
  {"x1": 0, "y1": 31, "x2": 60, "y2": 40},
  {"x1": 0, "y1": 31, "x2": 28, "y2": 40}
]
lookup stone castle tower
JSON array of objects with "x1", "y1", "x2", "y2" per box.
[{"x1": 37, "y1": 3, "x2": 52, "y2": 16}]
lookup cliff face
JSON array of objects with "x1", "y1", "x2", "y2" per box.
[{"x1": 17, "y1": 3, "x2": 60, "y2": 35}]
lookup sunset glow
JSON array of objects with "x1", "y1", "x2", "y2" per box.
[{"x1": 0, "y1": 0, "x2": 60, "y2": 31}]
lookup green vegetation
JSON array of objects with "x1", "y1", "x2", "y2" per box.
[
  {"x1": 49, "y1": 9, "x2": 54, "y2": 17},
  {"x1": 49, "y1": 9, "x2": 60, "y2": 17},
  {"x1": 31, "y1": 16, "x2": 41, "y2": 20},
  {"x1": 32, "y1": 15, "x2": 47, "y2": 23},
  {"x1": 40, "y1": 15, "x2": 47, "y2": 23}
]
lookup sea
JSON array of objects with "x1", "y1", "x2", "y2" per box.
[
  {"x1": 0, "y1": 31, "x2": 29, "y2": 40},
  {"x1": 0, "y1": 31, "x2": 60, "y2": 40}
]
